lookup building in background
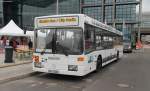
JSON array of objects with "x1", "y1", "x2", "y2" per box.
[
  {"x1": 141, "y1": 12, "x2": 150, "y2": 29},
  {"x1": 0, "y1": 0, "x2": 139, "y2": 46},
  {"x1": 1, "y1": 0, "x2": 80, "y2": 30},
  {"x1": 81, "y1": 0, "x2": 139, "y2": 48},
  {"x1": 137, "y1": 12, "x2": 150, "y2": 44},
  {"x1": 0, "y1": 1, "x2": 3, "y2": 27}
]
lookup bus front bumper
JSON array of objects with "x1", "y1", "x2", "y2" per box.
[{"x1": 33, "y1": 65, "x2": 88, "y2": 76}]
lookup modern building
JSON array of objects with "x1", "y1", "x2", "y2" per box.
[
  {"x1": 136, "y1": 12, "x2": 150, "y2": 43},
  {"x1": 1, "y1": 0, "x2": 81, "y2": 29},
  {"x1": 81, "y1": 0, "x2": 139, "y2": 47},
  {"x1": 135, "y1": 12, "x2": 150, "y2": 35},
  {"x1": 0, "y1": 0, "x2": 139, "y2": 45},
  {"x1": 141, "y1": 12, "x2": 150, "y2": 29}
]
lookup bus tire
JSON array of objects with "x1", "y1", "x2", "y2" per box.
[
  {"x1": 116, "y1": 51, "x2": 119, "y2": 61},
  {"x1": 95, "y1": 55, "x2": 102, "y2": 72}
]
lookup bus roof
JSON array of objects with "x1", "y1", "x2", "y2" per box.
[{"x1": 34, "y1": 14, "x2": 122, "y2": 36}]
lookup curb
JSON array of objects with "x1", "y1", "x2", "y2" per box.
[
  {"x1": 0, "y1": 71, "x2": 41, "y2": 84},
  {"x1": 0, "y1": 61, "x2": 32, "y2": 68}
]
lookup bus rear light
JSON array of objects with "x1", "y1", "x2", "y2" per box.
[{"x1": 77, "y1": 56, "x2": 85, "y2": 62}]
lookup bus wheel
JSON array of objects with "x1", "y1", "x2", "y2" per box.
[
  {"x1": 95, "y1": 56, "x2": 102, "y2": 72},
  {"x1": 116, "y1": 51, "x2": 119, "y2": 60}
]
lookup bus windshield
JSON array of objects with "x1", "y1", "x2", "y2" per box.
[{"x1": 36, "y1": 28, "x2": 83, "y2": 55}]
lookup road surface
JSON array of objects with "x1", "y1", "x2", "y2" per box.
[{"x1": 0, "y1": 49, "x2": 150, "y2": 91}]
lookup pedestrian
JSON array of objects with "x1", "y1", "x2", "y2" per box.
[
  {"x1": 9, "y1": 38, "x2": 18, "y2": 51},
  {"x1": 28, "y1": 39, "x2": 33, "y2": 49},
  {"x1": 1, "y1": 36, "x2": 7, "y2": 46}
]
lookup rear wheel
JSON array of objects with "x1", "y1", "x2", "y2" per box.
[
  {"x1": 95, "y1": 56, "x2": 102, "y2": 72},
  {"x1": 116, "y1": 51, "x2": 119, "y2": 60}
]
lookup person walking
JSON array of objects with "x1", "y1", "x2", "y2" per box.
[{"x1": 28, "y1": 39, "x2": 33, "y2": 49}]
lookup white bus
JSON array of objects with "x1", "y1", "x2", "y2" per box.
[{"x1": 32, "y1": 14, "x2": 123, "y2": 76}]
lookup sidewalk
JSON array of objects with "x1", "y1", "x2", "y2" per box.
[
  {"x1": 0, "y1": 59, "x2": 32, "y2": 68},
  {"x1": 0, "y1": 63, "x2": 38, "y2": 84},
  {"x1": 0, "y1": 49, "x2": 39, "y2": 83}
]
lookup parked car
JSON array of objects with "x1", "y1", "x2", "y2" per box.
[{"x1": 123, "y1": 40, "x2": 132, "y2": 53}]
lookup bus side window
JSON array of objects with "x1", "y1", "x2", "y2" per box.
[
  {"x1": 84, "y1": 24, "x2": 95, "y2": 52},
  {"x1": 85, "y1": 30, "x2": 92, "y2": 50}
]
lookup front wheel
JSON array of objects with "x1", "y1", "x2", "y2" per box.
[
  {"x1": 95, "y1": 56, "x2": 102, "y2": 72},
  {"x1": 116, "y1": 51, "x2": 119, "y2": 60}
]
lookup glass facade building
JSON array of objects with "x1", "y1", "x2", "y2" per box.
[
  {"x1": 1, "y1": 0, "x2": 80, "y2": 30},
  {"x1": 0, "y1": 1, "x2": 3, "y2": 27},
  {"x1": 81, "y1": 0, "x2": 139, "y2": 46},
  {"x1": 141, "y1": 12, "x2": 150, "y2": 28},
  {"x1": 0, "y1": 0, "x2": 139, "y2": 44}
]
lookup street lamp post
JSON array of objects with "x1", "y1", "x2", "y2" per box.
[
  {"x1": 112, "y1": 0, "x2": 116, "y2": 28},
  {"x1": 56, "y1": 0, "x2": 59, "y2": 15},
  {"x1": 138, "y1": 0, "x2": 142, "y2": 41}
]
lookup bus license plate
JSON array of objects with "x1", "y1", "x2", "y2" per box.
[
  {"x1": 34, "y1": 62, "x2": 42, "y2": 68},
  {"x1": 48, "y1": 70, "x2": 58, "y2": 74}
]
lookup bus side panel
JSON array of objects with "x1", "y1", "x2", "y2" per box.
[{"x1": 92, "y1": 49, "x2": 118, "y2": 67}]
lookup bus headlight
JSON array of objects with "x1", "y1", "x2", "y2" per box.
[
  {"x1": 68, "y1": 65, "x2": 78, "y2": 71},
  {"x1": 77, "y1": 56, "x2": 85, "y2": 62}
]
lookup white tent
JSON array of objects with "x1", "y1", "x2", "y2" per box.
[{"x1": 0, "y1": 20, "x2": 25, "y2": 36}]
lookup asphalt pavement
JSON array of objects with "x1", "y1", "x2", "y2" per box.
[{"x1": 0, "y1": 49, "x2": 149, "y2": 91}]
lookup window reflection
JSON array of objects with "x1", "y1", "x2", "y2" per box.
[{"x1": 36, "y1": 28, "x2": 83, "y2": 55}]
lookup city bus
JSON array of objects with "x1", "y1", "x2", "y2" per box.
[{"x1": 32, "y1": 14, "x2": 123, "y2": 76}]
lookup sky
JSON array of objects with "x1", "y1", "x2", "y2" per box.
[{"x1": 142, "y1": 0, "x2": 150, "y2": 12}]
